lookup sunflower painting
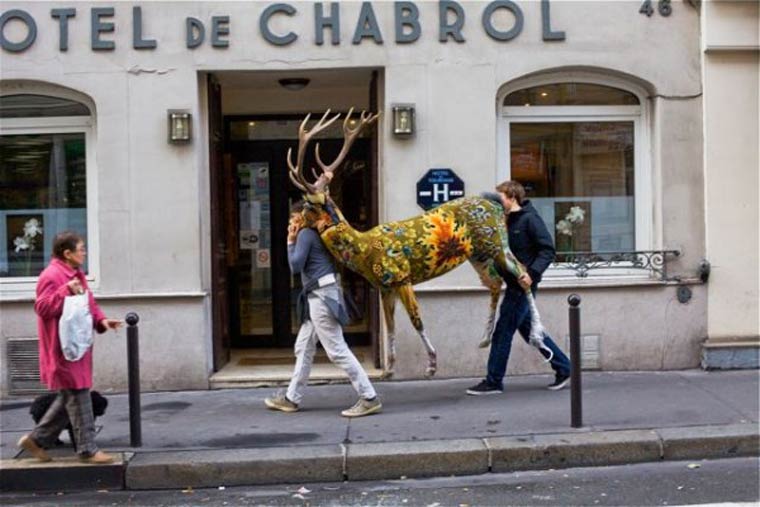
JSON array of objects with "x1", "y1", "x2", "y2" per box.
[{"x1": 421, "y1": 207, "x2": 473, "y2": 277}]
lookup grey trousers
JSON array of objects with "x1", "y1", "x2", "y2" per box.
[
  {"x1": 30, "y1": 388, "x2": 98, "y2": 456},
  {"x1": 287, "y1": 291, "x2": 377, "y2": 405}
]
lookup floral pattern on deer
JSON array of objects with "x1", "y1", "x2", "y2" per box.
[{"x1": 286, "y1": 109, "x2": 550, "y2": 378}]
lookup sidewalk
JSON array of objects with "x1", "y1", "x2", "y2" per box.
[{"x1": 1, "y1": 370, "x2": 758, "y2": 491}]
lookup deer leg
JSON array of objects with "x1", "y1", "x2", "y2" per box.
[
  {"x1": 525, "y1": 290, "x2": 553, "y2": 362},
  {"x1": 381, "y1": 290, "x2": 398, "y2": 374},
  {"x1": 502, "y1": 251, "x2": 553, "y2": 362},
  {"x1": 397, "y1": 284, "x2": 437, "y2": 378},
  {"x1": 470, "y1": 260, "x2": 503, "y2": 349}
]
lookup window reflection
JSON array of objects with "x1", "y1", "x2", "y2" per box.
[
  {"x1": 510, "y1": 122, "x2": 635, "y2": 256},
  {"x1": 0, "y1": 133, "x2": 88, "y2": 277}
]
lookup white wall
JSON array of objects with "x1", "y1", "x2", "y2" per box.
[{"x1": 702, "y1": 1, "x2": 760, "y2": 342}]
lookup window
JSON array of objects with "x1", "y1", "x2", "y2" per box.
[
  {"x1": 499, "y1": 79, "x2": 651, "y2": 267},
  {"x1": 0, "y1": 93, "x2": 95, "y2": 282}
]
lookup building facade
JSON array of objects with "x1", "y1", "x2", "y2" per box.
[
  {"x1": 700, "y1": 0, "x2": 759, "y2": 368},
  {"x1": 0, "y1": 1, "x2": 749, "y2": 396}
]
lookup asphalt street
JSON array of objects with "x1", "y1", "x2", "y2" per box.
[{"x1": 2, "y1": 457, "x2": 758, "y2": 507}]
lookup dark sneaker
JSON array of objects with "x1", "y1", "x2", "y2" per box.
[
  {"x1": 466, "y1": 380, "x2": 503, "y2": 396},
  {"x1": 547, "y1": 373, "x2": 570, "y2": 391}
]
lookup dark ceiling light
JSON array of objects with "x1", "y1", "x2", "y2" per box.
[{"x1": 278, "y1": 78, "x2": 310, "y2": 91}]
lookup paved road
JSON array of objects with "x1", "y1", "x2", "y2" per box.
[{"x1": 2, "y1": 457, "x2": 758, "y2": 506}]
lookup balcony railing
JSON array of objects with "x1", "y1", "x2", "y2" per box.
[{"x1": 553, "y1": 250, "x2": 682, "y2": 281}]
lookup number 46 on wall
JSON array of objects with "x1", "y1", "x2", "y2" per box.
[{"x1": 640, "y1": 0, "x2": 672, "y2": 17}]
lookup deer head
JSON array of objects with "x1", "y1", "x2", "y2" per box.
[{"x1": 287, "y1": 108, "x2": 379, "y2": 228}]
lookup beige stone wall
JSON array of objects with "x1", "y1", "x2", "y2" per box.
[
  {"x1": 702, "y1": 1, "x2": 760, "y2": 342},
  {"x1": 0, "y1": 298, "x2": 210, "y2": 396}
]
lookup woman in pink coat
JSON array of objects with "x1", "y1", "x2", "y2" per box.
[{"x1": 17, "y1": 231, "x2": 122, "y2": 464}]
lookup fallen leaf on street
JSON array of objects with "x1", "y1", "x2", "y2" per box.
[
  {"x1": 687, "y1": 463, "x2": 701, "y2": 469},
  {"x1": 292, "y1": 494, "x2": 306, "y2": 500},
  {"x1": 297, "y1": 487, "x2": 311, "y2": 494},
  {"x1": 182, "y1": 488, "x2": 193, "y2": 494}
]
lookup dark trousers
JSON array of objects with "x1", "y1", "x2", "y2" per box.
[
  {"x1": 30, "y1": 388, "x2": 98, "y2": 456},
  {"x1": 486, "y1": 289, "x2": 571, "y2": 389}
]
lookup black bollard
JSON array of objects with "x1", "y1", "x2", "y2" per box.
[
  {"x1": 567, "y1": 294, "x2": 583, "y2": 428},
  {"x1": 125, "y1": 312, "x2": 142, "y2": 447}
]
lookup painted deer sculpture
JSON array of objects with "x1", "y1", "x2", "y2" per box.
[{"x1": 287, "y1": 109, "x2": 551, "y2": 378}]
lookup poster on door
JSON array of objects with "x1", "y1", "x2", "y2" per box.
[
  {"x1": 240, "y1": 230, "x2": 259, "y2": 250},
  {"x1": 255, "y1": 248, "x2": 271, "y2": 268}
]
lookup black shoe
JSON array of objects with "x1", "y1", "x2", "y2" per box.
[
  {"x1": 547, "y1": 372, "x2": 570, "y2": 391},
  {"x1": 466, "y1": 380, "x2": 503, "y2": 396}
]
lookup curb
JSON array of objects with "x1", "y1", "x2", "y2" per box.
[
  {"x1": 125, "y1": 445, "x2": 344, "y2": 489},
  {"x1": 2, "y1": 424, "x2": 758, "y2": 492},
  {"x1": 0, "y1": 453, "x2": 128, "y2": 492}
]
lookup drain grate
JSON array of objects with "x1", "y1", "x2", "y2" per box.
[{"x1": 7, "y1": 338, "x2": 46, "y2": 395}]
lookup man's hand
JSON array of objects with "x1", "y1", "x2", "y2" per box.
[
  {"x1": 67, "y1": 279, "x2": 84, "y2": 295},
  {"x1": 517, "y1": 272, "x2": 533, "y2": 290},
  {"x1": 100, "y1": 319, "x2": 124, "y2": 331}
]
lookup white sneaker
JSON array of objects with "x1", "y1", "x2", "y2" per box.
[{"x1": 341, "y1": 398, "x2": 382, "y2": 418}]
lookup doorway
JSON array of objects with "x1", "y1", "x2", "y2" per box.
[
  {"x1": 207, "y1": 69, "x2": 382, "y2": 382},
  {"x1": 225, "y1": 118, "x2": 374, "y2": 349}
]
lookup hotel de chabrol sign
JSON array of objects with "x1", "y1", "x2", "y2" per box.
[{"x1": 0, "y1": 1, "x2": 567, "y2": 53}]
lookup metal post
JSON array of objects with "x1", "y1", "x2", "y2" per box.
[
  {"x1": 125, "y1": 312, "x2": 142, "y2": 447},
  {"x1": 568, "y1": 294, "x2": 583, "y2": 428}
]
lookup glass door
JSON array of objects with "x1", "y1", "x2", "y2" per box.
[{"x1": 226, "y1": 116, "x2": 374, "y2": 348}]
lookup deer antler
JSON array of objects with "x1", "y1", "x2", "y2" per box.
[
  {"x1": 313, "y1": 108, "x2": 380, "y2": 191},
  {"x1": 286, "y1": 109, "x2": 341, "y2": 193}
]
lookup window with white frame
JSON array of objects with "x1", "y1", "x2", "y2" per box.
[
  {"x1": 499, "y1": 80, "x2": 652, "y2": 266},
  {"x1": 0, "y1": 94, "x2": 94, "y2": 281}
]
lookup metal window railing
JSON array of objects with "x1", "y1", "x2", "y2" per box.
[{"x1": 553, "y1": 250, "x2": 682, "y2": 281}]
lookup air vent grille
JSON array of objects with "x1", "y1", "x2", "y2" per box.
[{"x1": 7, "y1": 338, "x2": 46, "y2": 395}]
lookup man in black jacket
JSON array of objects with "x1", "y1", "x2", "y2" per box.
[{"x1": 467, "y1": 180, "x2": 571, "y2": 395}]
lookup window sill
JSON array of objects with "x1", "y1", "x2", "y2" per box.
[{"x1": 414, "y1": 275, "x2": 702, "y2": 294}]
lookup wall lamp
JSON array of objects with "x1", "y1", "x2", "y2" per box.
[
  {"x1": 391, "y1": 104, "x2": 415, "y2": 138},
  {"x1": 167, "y1": 110, "x2": 192, "y2": 144}
]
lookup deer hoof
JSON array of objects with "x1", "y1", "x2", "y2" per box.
[
  {"x1": 478, "y1": 338, "x2": 491, "y2": 348},
  {"x1": 424, "y1": 367, "x2": 437, "y2": 378}
]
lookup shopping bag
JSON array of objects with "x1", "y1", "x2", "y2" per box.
[{"x1": 58, "y1": 291, "x2": 93, "y2": 361}]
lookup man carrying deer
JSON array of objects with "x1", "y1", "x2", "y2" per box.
[
  {"x1": 467, "y1": 181, "x2": 572, "y2": 395},
  {"x1": 264, "y1": 200, "x2": 382, "y2": 418},
  {"x1": 285, "y1": 108, "x2": 558, "y2": 384}
]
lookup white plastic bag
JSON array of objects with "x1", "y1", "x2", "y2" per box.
[{"x1": 58, "y1": 291, "x2": 93, "y2": 361}]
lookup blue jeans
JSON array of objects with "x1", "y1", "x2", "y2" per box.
[{"x1": 486, "y1": 289, "x2": 571, "y2": 389}]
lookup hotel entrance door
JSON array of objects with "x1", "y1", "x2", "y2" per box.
[{"x1": 225, "y1": 116, "x2": 375, "y2": 349}]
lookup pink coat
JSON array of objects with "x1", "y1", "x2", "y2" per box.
[{"x1": 35, "y1": 258, "x2": 106, "y2": 390}]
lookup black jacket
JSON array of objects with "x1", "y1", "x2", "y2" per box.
[{"x1": 503, "y1": 200, "x2": 555, "y2": 291}]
